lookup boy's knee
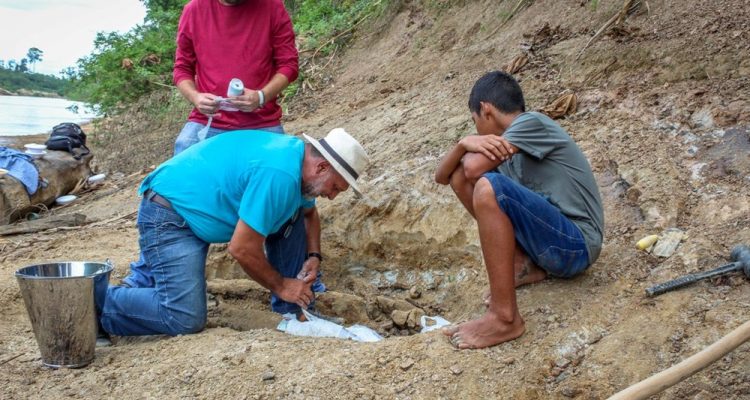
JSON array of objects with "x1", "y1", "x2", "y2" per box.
[{"x1": 472, "y1": 178, "x2": 496, "y2": 207}]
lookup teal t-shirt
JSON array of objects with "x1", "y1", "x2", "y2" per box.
[{"x1": 139, "y1": 130, "x2": 314, "y2": 243}]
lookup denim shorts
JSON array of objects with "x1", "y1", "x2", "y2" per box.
[{"x1": 482, "y1": 172, "x2": 589, "y2": 278}]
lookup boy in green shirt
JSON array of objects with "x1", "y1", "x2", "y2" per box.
[{"x1": 435, "y1": 71, "x2": 604, "y2": 349}]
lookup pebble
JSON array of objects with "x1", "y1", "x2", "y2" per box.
[
  {"x1": 501, "y1": 357, "x2": 516, "y2": 365},
  {"x1": 449, "y1": 365, "x2": 463, "y2": 375},
  {"x1": 400, "y1": 358, "x2": 415, "y2": 370},
  {"x1": 409, "y1": 286, "x2": 422, "y2": 299},
  {"x1": 561, "y1": 387, "x2": 581, "y2": 397},
  {"x1": 261, "y1": 371, "x2": 275, "y2": 381},
  {"x1": 554, "y1": 358, "x2": 570, "y2": 368}
]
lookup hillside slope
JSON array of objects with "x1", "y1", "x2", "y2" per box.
[{"x1": 1, "y1": 0, "x2": 749, "y2": 398}]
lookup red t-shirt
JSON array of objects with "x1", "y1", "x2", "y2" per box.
[{"x1": 173, "y1": 0, "x2": 299, "y2": 129}]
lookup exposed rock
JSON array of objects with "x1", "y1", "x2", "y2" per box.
[
  {"x1": 391, "y1": 309, "x2": 410, "y2": 327},
  {"x1": 376, "y1": 296, "x2": 414, "y2": 314},
  {"x1": 315, "y1": 291, "x2": 369, "y2": 324},
  {"x1": 406, "y1": 308, "x2": 425, "y2": 329}
]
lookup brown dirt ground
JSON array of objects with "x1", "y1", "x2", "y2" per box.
[{"x1": 2, "y1": 0, "x2": 750, "y2": 398}]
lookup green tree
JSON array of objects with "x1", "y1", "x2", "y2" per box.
[
  {"x1": 26, "y1": 47, "x2": 43, "y2": 72},
  {"x1": 16, "y1": 58, "x2": 28, "y2": 73}
]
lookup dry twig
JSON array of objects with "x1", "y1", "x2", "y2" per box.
[
  {"x1": 575, "y1": 0, "x2": 641, "y2": 60},
  {"x1": 0, "y1": 353, "x2": 25, "y2": 366},
  {"x1": 485, "y1": 0, "x2": 532, "y2": 40}
]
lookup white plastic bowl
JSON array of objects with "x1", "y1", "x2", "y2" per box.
[
  {"x1": 55, "y1": 195, "x2": 77, "y2": 205},
  {"x1": 25, "y1": 143, "x2": 47, "y2": 151},
  {"x1": 87, "y1": 174, "x2": 106, "y2": 184}
]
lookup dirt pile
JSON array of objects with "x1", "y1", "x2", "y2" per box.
[{"x1": 1, "y1": 0, "x2": 749, "y2": 398}]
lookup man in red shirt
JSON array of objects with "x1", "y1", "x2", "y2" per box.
[{"x1": 172, "y1": 0, "x2": 299, "y2": 154}]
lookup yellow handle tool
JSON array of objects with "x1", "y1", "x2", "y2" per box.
[{"x1": 636, "y1": 234, "x2": 659, "y2": 251}]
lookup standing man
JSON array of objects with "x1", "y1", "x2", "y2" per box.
[
  {"x1": 100, "y1": 128, "x2": 370, "y2": 336},
  {"x1": 172, "y1": 0, "x2": 299, "y2": 154}
]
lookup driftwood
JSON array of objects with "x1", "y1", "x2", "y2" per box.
[
  {"x1": 0, "y1": 213, "x2": 86, "y2": 236},
  {"x1": 0, "y1": 150, "x2": 93, "y2": 224}
]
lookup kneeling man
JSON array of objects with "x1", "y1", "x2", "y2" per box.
[{"x1": 99, "y1": 128, "x2": 369, "y2": 336}]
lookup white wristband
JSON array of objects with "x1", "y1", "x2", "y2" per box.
[{"x1": 257, "y1": 90, "x2": 265, "y2": 107}]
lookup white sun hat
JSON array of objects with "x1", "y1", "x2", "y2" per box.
[{"x1": 302, "y1": 128, "x2": 370, "y2": 194}]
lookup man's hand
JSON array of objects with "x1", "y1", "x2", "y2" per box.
[
  {"x1": 296, "y1": 257, "x2": 321, "y2": 284},
  {"x1": 226, "y1": 89, "x2": 262, "y2": 112},
  {"x1": 191, "y1": 92, "x2": 222, "y2": 116},
  {"x1": 277, "y1": 278, "x2": 314, "y2": 309},
  {"x1": 460, "y1": 135, "x2": 517, "y2": 162}
]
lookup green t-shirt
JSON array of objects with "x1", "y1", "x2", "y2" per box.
[{"x1": 498, "y1": 112, "x2": 604, "y2": 263}]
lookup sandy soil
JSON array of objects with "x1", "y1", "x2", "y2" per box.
[{"x1": 1, "y1": 0, "x2": 749, "y2": 398}]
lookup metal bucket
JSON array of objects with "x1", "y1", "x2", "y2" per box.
[{"x1": 15, "y1": 261, "x2": 113, "y2": 368}]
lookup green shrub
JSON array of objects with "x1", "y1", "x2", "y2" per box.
[{"x1": 69, "y1": 0, "x2": 389, "y2": 115}]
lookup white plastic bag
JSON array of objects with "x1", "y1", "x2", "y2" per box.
[{"x1": 277, "y1": 310, "x2": 382, "y2": 342}]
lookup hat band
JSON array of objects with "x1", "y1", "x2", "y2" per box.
[{"x1": 319, "y1": 138, "x2": 359, "y2": 180}]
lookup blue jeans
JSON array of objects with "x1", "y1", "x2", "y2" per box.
[
  {"x1": 109, "y1": 198, "x2": 323, "y2": 335},
  {"x1": 265, "y1": 209, "x2": 326, "y2": 314},
  {"x1": 483, "y1": 172, "x2": 589, "y2": 278},
  {"x1": 174, "y1": 121, "x2": 285, "y2": 155},
  {"x1": 101, "y1": 196, "x2": 210, "y2": 336}
]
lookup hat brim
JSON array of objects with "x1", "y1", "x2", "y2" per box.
[{"x1": 302, "y1": 133, "x2": 362, "y2": 195}]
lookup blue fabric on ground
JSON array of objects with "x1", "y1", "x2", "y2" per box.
[{"x1": 0, "y1": 147, "x2": 39, "y2": 195}]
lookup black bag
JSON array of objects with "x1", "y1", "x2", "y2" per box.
[{"x1": 45, "y1": 122, "x2": 90, "y2": 160}]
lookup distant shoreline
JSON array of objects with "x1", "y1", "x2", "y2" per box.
[{"x1": 0, "y1": 88, "x2": 63, "y2": 98}]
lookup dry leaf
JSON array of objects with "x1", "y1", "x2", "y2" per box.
[{"x1": 542, "y1": 92, "x2": 578, "y2": 119}]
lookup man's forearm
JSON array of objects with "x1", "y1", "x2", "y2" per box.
[
  {"x1": 176, "y1": 79, "x2": 199, "y2": 105},
  {"x1": 241, "y1": 259, "x2": 285, "y2": 294},
  {"x1": 229, "y1": 245, "x2": 284, "y2": 293},
  {"x1": 260, "y1": 73, "x2": 290, "y2": 102}
]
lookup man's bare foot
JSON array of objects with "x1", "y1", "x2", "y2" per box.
[{"x1": 442, "y1": 310, "x2": 525, "y2": 349}]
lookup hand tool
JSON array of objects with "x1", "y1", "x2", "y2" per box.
[{"x1": 645, "y1": 245, "x2": 750, "y2": 297}]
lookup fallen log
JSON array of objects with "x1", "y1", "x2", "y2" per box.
[
  {"x1": 0, "y1": 150, "x2": 93, "y2": 224},
  {"x1": 0, "y1": 213, "x2": 86, "y2": 236}
]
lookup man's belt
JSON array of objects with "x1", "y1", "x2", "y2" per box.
[{"x1": 145, "y1": 189, "x2": 172, "y2": 210}]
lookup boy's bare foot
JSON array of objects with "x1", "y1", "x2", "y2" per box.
[
  {"x1": 442, "y1": 310, "x2": 525, "y2": 349},
  {"x1": 514, "y1": 253, "x2": 547, "y2": 286}
]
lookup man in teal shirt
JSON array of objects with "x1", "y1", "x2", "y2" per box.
[{"x1": 100, "y1": 128, "x2": 369, "y2": 336}]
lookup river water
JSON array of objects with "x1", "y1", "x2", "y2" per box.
[{"x1": 0, "y1": 95, "x2": 97, "y2": 136}]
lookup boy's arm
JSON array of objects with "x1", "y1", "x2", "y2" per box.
[
  {"x1": 435, "y1": 135, "x2": 517, "y2": 185},
  {"x1": 435, "y1": 142, "x2": 468, "y2": 185}
]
